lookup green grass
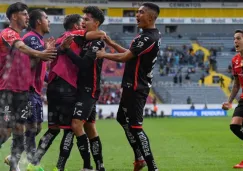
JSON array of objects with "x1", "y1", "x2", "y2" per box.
[{"x1": 0, "y1": 117, "x2": 242, "y2": 171}]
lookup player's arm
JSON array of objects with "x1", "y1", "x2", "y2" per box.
[
  {"x1": 14, "y1": 41, "x2": 56, "y2": 61},
  {"x1": 71, "y1": 30, "x2": 106, "y2": 46},
  {"x1": 228, "y1": 75, "x2": 240, "y2": 103},
  {"x1": 1, "y1": 32, "x2": 56, "y2": 61},
  {"x1": 222, "y1": 75, "x2": 240, "y2": 110},
  {"x1": 96, "y1": 48, "x2": 133, "y2": 62},
  {"x1": 66, "y1": 40, "x2": 104, "y2": 69},
  {"x1": 86, "y1": 30, "x2": 106, "y2": 41},
  {"x1": 104, "y1": 35, "x2": 127, "y2": 53},
  {"x1": 97, "y1": 34, "x2": 154, "y2": 62}
]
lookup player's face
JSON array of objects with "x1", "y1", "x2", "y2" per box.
[
  {"x1": 39, "y1": 12, "x2": 50, "y2": 34},
  {"x1": 81, "y1": 13, "x2": 98, "y2": 31},
  {"x1": 136, "y1": 6, "x2": 151, "y2": 29},
  {"x1": 15, "y1": 10, "x2": 29, "y2": 29},
  {"x1": 234, "y1": 32, "x2": 243, "y2": 52},
  {"x1": 74, "y1": 18, "x2": 83, "y2": 30}
]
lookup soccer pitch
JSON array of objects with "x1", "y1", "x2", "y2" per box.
[{"x1": 0, "y1": 117, "x2": 242, "y2": 171}]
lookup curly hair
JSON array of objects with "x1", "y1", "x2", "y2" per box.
[{"x1": 82, "y1": 6, "x2": 105, "y2": 26}]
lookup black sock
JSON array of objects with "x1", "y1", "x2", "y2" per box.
[
  {"x1": 76, "y1": 134, "x2": 91, "y2": 169},
  {"x1": 10, "y1": 134, "x2": 25, "y2": 171},
  {"x1": 56, "y1": 129, "x2": 74, "y2": 170},
  {"x1": 130, "y1": 127, "x2": 158, "y2": 171},
  {"x1": 121, "y1": 124, "x2": 144, "y2": 161},
  {"x1": 32, "y1": 129, "x2": 60, "y2": 165},
  {"x1": 90, "y1": 136, "x2": 104, "y2": 170},
  {"x1": 24, "y1": 130, "x2": 37, "y2": 162}
]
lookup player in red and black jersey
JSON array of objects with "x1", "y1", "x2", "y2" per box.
[
  {"x1": 64, "y1": 6, "x2": 106, "y2": 171},
  {"x1": 0, "y1": 2, "x2": 56, "y2": 171},
  {"x1": 222, "y1": 29, "x2": 243, "y2": 168},
  {"x1": 97, "y1": 3, "x2": 160, "y2": 171},
  {"x1": 27, "y1": 13, "x2": 106, "y2": 171}
]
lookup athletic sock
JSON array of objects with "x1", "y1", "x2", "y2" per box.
[
  {"x1": 90, "y1": 136, "x2": 105, "y2": 170},
  {"x1": 76, "y1": 134, "x2": 91, "y2": 169}
]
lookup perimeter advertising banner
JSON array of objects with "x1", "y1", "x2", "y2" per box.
[{"x1": 172, "y1": 109, "x2": 227, "y2": 117}]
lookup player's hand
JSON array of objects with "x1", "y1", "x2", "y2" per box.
[
  {"x1": 96, "y1": 48, "x2": 106, "y2": 59},
  {"x1": 60, "y1": 35, "x2": 73, "y2": 50},
  {"x1": 103, "y1": 35, "x2": 113, "y2": 46},
  {"x1": 45, "y1": 37, "x2": 56, "y2": 49},
  {"x1": 39, "y1": 48, "x2": 57, "y2": 61},
  {"x1": 222, "y1": 102, "x2": 232, "y2": 110}
]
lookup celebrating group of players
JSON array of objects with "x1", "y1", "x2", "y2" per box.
[{"x1": 0, "y1": 2, "x2": 161, "y2": 171}]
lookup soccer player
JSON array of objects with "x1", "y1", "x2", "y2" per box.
[
  {"x1": 0, "y1": 2, "x2": 56, "y2": 171},
  {"x1": 26, "y1": 13, "x2": 106, "y2": 171},
  {"x1": 97, "y1": 2, "x2": 160, "y2": 171},
  {"x1": 4, "y1": 8, "x2": 53, "y2": 168},
  {"x1": 65, "y1": 6, "x2": 106, "y2": 171},
  {"x1": 23, "y1": 9, "x2": 51, "y2": 162},
  {"x1": 222, "y1": 29, "x2": 243, "y2": 169}
]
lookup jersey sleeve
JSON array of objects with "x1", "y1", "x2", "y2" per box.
[
  {"x1": 1, "y1": 29, "x2": 21, "y2": 48},
  {"x1": 23, "y1": 35, "x2": 44, "y2": 51},
  {"x1": 129, "y1": 34, "x2": 155, "y2": 57},
  {"x1": 72, "y1": 29, "x2": 87, "y2": 46}
]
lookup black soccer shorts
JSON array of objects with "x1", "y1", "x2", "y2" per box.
[
  {"x1": 47, "y1": 77, "x2": 77, "y2": 129},
  {"x1": 233, "y1": 99, "x2": 243, "y2": 117},
  {"x1": 73, "y1": 88, "x2": 97, "y2": 122},
  {"x1": 116, "y1": 87, "x2": 149, "y2": 127},
  {"x1": 0, "y1": 90, "x2": 29, "y2": 128}
]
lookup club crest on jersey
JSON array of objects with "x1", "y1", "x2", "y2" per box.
[
  {"x1": 92, "y1": 46, "x2": 99, "y2": 52},
  {"x1": 137, "y1": 41, "x2": 144, "y2": 48}
]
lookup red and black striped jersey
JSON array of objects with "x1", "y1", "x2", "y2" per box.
[{"x1": 122, "y1": 28, "x2": 161, "y2": 90}]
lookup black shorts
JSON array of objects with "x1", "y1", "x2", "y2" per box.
[
  {"x1": 47, "y1": 77, "x2": 76, "y2": 129},
  {"x1": 0, "y1": 90, "x2": 29, "y2": 128},
  {"x1": 117, "y1": 88, "x2": 149, "y2": 127},
  {"x1": 233, "y1": 99, "x2": 243, "y2": 117},
  {"x1": 73, "y1": 88, "x2": 97, "y2": 123}
]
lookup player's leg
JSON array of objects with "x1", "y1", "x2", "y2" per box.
[
  {"x1": 229, "y1": 100, "x2": 243, "y2": 168},
  {"x1": 85, "y1": 104, "x2": 105, "y2": 171},
  {"x1": 9, "y1": 91, "x2": 29, "y2": 171},
  {"x1": 54, "y1": 129, "x2": 74, "y2": 171},
  {"x1": 27, "y1": 84, "x2": 60, "y2": 170},
  {"x1": 230, "y1": 100, "x2": 243, "y2": 139},
  {"x1": 72, "y1": 90, "x2": 96, "y2": 170},
  {"x1": 55, "y1": 88, "x2": 76, "y2": 171},
  {"x1": 0, "y1": 91, "x2": 13, "y2": 148},
  {"x1": 116, "y1": 88, "x2": 145, "y2": 168},
  {"x1": 0, "y1": 128, "x2": 11, "y2": 148},
  {"x1": 25, "y1": 91, "x2": 43, "y2": 162},
  {"x1": 128, "y1": 89, "x2": 158, "y2": 171}
]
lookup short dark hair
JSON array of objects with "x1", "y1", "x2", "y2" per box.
[
  {"x1": 29, "y1": 9, "x2": 45, "y2": 29},
  {"x1": 6, "y1": 2, "x2": 28, "y2": 20},
  {"x1": 235, "y1": 29, "x2": 243, "y2": 34},
  {"x1": 82, "y1": 6, "x2": 105, "y2": 26},
  {"x1": 142, "y1": 2, "x2": 160, "y2": 17},
  {"x1": 63, "y1": 14, "x2": 82, "y2": 31}
]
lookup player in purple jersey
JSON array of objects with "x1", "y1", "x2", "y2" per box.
[{"x1": 97, "y1": 3, "x2": 160, "y2": 171}]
